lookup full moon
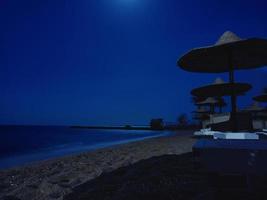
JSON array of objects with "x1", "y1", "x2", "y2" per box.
[{"x1": 118, "y1": 0, "x2": 137, "y2": 3}]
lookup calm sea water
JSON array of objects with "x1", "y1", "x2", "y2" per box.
[{"x1": 0, "y1": 126, "x2": 172, "y2": 169}]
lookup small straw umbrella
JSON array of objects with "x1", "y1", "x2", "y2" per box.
[
  {"x1": 253, "y1": 93, "x2": 267, "y2": 103},
  {"x1": 196, "y1": 97, "x2": 218, "y2": 105},
  {"x1": 192, "y1": 107, "x2": 210, "y2": 114},
  {"x1": 243, "y1": 102, "x2": 265, "y2": 113},
  {"x1": 196, "y1": 96, "x2": 227, "y2": 113},
  {"x1": 243, "y1": 102, "x2": 267, "y2": 128},
  {"x1": 196, "y1": 97, "x2": 218, "y2": 113},
  {"x1": 178, "y1": 31, "x2": 267, "y2": 131}
]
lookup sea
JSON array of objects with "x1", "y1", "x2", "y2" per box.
[{"x1": 0, "y1": 126, "x2": 173, "y2": 169}]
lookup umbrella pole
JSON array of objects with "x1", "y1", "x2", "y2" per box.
[
  {"x1": 210, "y1": 104, "x2": 215, "y2": 114},
  {"x1": 229, "y1": 52, "x2": 237, "y2": 132},
  {"x1": 219, "y1": 105, "x2": 222, "y2": 113}
]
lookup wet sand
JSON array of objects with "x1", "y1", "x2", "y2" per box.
[{"x1": 0, "y1": 131, "x2": 195, "y2": 200}]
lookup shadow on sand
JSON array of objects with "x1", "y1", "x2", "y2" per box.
[{"x1": 64, "y1": 153, "x2": 267, "y2": 200}]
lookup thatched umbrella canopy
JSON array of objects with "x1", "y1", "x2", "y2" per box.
[
  {"x1": 195, "y1": 97, "x2": 218, "y2": 114},
  {"x1": 191, "y1": 83, "x2": 251, "y2": 97},
  {"x1": 253, "y1": 93, "x2": 267, "y2": 102},
  {"x1": 243, "y1": 102, "x2": 265, "y2": 113},
  {"x1": 195, "y1": 96, "x2": 227, "y2": 114},
  {"x1": 196, "y1": 97, "x2": 218, "y2": 105},
  {"x1": 191, "y1": 77, "x2": 251, "y2": 97},
  {"x1": 192, "y1": 107, "x2": 210, "y2": 114},
  {"x1": 191, "y1": 96, "x2": 206, "y2": 105},
  {"x1": 178, "y1": 31, "x2": 267, "y2": 73}
]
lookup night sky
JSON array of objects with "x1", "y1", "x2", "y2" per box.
[{"x1": 1, "y1": 0, "x2": 267, "y2": 126}]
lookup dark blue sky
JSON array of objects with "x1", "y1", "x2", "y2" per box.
[{"x1": 1, "y1": 0, "x2": 267, "y2": 126}]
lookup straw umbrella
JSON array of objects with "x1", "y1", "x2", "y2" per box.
[
  {"x1": 253, "y1": 93, "x2": 267, "y2": 103},
  {"x1": 191, "y1": 77, "x2": 251, "y2": 115},
  {"x1": 191, "y1": 96, "x2": 206, "y2": 106},
  {"x1": 196, "y1": 97, "x2": 218, "y2": 114},
  {"x1": 253, "y1": 89, "x2": 267, "y2": 120},
  {"x1": 193, "y1": 78, "x2": 226, "y2": 111},
  {"x1": 178, "y1": 31, "x2": 267, "y2": 131},
  {"x1": 243, "y1": 102, "x2": 265, "y2": 113},
  {"x1": 196, "y1": 96, "x2": 226, "y2": 113},
  {"x1": 243, "y1": 102, "x2": 267, "y2": 129},
  {"x1": 191, "y1": 77, "x2": 251, "y2": 97},
  {"x1": 192, "y1": 107, "x2": 210, "y2": 114}
]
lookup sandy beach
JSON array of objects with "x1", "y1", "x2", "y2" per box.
[
  {"x1": 0, "y1": 131, "x2": 195, "y2": 200},
  {"x1": 2, "y1": 1, "x2": 267, "y2": 199}
]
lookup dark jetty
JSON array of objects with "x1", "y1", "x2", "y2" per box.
[{"x1": 64, "y1": 153, "x2": 267, "y2": 200}]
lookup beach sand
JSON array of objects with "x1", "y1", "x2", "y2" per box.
[
  {"x1": 0, "y1": 130, "x2": 195, "y2": 200},
  {"x1": 64, "y1": 153, "x2": 267, "y2": 200}
]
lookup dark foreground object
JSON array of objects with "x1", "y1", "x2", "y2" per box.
[
  {"x1": 193, "y1": 139, "x2": 267, "y2": 175},
  {"x1": 64, "y1": 153, "x2": 267, "y2": 200}
]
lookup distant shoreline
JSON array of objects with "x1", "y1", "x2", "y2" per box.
[
  {"x1": 70, "y1": 126, "x2": 152, "y2": 131},
  {"x1": 0, "y1": 125, "x2": 200, "y2": 131},
  {"x1": 70, "y1": 125, "x2": 200, "y2": 131}
]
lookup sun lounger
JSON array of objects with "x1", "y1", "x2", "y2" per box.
[
  {"x1": 194, "y1": 128, "x2": 221, "y2": 138},
  {"x1": 213, "y1": 132, "x2": 259, "y2": 140},
  {"x1": 211, "y1": 112, "x2": 253, "y2": 132}
]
